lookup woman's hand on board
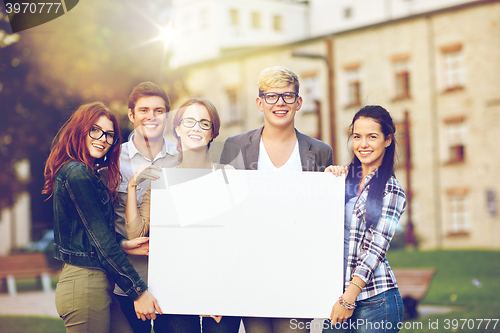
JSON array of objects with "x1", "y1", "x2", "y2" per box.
[{"x1": 325, "y1": 165, "x2": 348, "y2": 177}]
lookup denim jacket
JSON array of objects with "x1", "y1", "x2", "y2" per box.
[{"x1": 53, "y1": 161, "x2": 147, "y2": 300}]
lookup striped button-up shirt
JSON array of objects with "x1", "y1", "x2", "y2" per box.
[{"x1": 345, "y1": 171, "x2": 407, "y2": 300}]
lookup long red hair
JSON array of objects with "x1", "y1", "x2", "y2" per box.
[{"x1": 42, "y1": 102, "x2": 122, "y2": 198}]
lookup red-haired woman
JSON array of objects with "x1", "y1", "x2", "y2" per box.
[{"x1": 43, "y1": 102, "x2": 161, "y2": 333}]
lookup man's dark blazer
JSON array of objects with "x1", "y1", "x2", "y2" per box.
[{"x1": 219, "y1": 127, "x2": 333, "y2": 171}]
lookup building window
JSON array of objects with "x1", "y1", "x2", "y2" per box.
[
  {"x1": 395, "y1": 121, "x2": 408, "y2": 170},
  {"x1": 444, "y1": 117, "x2": 466, "y2": 164},
  {"x1": 344, "y1": 7, "x2": 352, "y2": 19},
  {"x1": 446, "y1": 189, "x2": 470, "y2": 235},
  {"x1": 486, "y1": 189, "x2": 498, "y2": 217},
  {"x1": 225, "y1": 88, "x2": 241, "y2": 125},
  {"x1": 199, "y1": 8, "x2": 208, "y2": 29},
  {"x1": 393, "y1": 57, "x2": 410, "y2": 100},
  {"x1": 251, "y1": 12, "x2": 261, "y2": 29},
  {"x1": 345, "y1": 65, "x2": 361, "y2": 107},
  {"x1": 230, "y1": 9, "x2": 239, "y2": 26},
  {"x1": 441, "y1": 44, "x2": 464, "y2": 91},
  {"x1": 273, "y1": 15, "x2": 282, "y2": 32},
  {"x1": 300, "y1": 73, "x2": 321, "y2": 114},
  {"x1": 183, "y1": 13, "x2": 191, "y2": 30}
]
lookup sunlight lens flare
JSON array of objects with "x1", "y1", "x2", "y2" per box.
[{"x1": 155, "y1": 23, "x2": 178, "y2": 48}]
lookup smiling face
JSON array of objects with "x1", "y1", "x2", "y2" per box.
[
  {"x1": 352, "y1": 116, "x2": 392, "y2": 172},
  {"x1": 86, "y1": 116, "x2": 115, "y2": 163},
  {"x1": 256, "y1": 84, "x2": 302, "y2": 130},
  {"x1": 175, "y1": 103, "x2": 213, "y2": 152},
  {"x1": 128, "y1": 95, "x2": 168, "y2": 142}
]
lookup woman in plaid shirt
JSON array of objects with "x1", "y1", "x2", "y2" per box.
[{"x1": 323, "y1": 105, "x2": 406, "y2": 332}]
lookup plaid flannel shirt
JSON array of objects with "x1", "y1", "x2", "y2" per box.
[{"x1": 345, "y1": 171, "x2": 407, "y2": 301}]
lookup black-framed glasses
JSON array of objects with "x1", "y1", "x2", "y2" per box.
[
  {"x1": 181, "y1": 118, "x2": 213, "y2": 130},
  {"x1": 259, "y1": 92, "x2": 298, "y2": 104},
  {"x1": 89, "y1": 126, "x2": 119, "y2": 145}
]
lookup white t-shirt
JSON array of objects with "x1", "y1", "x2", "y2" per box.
[{"x1": 257, "y1": 138, "x2": 302, "y2": 171}]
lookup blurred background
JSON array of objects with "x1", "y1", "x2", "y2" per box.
[{"x1": 1, "y1": 0, "x2": 499, "y2": 256}]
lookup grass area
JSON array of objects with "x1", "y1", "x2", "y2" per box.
[
  {"x1": 0, "y1": 277, "x2": 63, "y2": 333},
  {"x1": 0, "y1": 315, "x2": 65, "y2": 333},
  {"x1": 0, "y1": 276, "x2": 59, "y2": 292},
  {"x1": 387, "y1": 249, "x2": 500, "y2": 332}
]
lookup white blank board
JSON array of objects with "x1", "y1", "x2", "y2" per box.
[{"x1": 149, "y1": 169, "x2": 345, "y2": 319}]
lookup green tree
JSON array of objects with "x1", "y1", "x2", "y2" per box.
[
  {"x1": 1, "y1": 0, "x2": 187, "y2": 215},
  {"x1": 0, "y1": 8, "x2": 74, "y2": 212}
]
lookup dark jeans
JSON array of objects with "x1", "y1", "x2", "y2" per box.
[
  {"x1": 116, "y1": 294, "x2": 199, "y2": 333},
  {"x1": 116, "y1": 294, "x2": 240, "y2": 333},
  {"x1": 322, "y1": 288, "x2": 404, "y2": 333},
  {"x1": 202, "y1": 316, "x2": 241, "y2": 333},
  {"x1": 155, "y1": 314, "x2": 201, "y2": 333},
  {"x1": 243, "y1": 317, "x2": 311, "y2": 333}
]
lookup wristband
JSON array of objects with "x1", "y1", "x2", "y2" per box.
[
  {"x1": 338, "y1": 296, "x2": 356, "y2": 310},
  {"x1": 349, "y1": 280, "x2": 363, "y2": 291}
]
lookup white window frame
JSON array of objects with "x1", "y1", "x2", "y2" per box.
[
  {"x1": 448, "y1": 194, "x2": 470, "y2": 234},
  {"x1": 251, "y1": 12, "x2": 261, "y2": 29},
  {"x1": 345, "y1": 68, "x2": 361, "y2": 107},
  {"x1": 445, "y1": 120, "x2": 466, "y2": 163},
  {"x1": 443, "y1": 50, "x2": 464, "y2": 90},
  {"x1": 393, "y1": 60, "x2": 410, "y2": 99},
  {"x1": 224, "y1": 88, "x2": 242, "y2": 125},
  {"x1": 300, "y1": 74, "x2": 321, "y2": 114}
]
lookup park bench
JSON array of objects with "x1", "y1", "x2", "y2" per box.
[
  {"x1": 0, "y1": 252, "x2": 57, "y2": 296},
  {"x1": 393, "y1": 268, "x2": 436, "y2": 320}
]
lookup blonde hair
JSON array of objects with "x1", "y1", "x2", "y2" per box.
[{"x1": 257, "y1": 66, "x2": 300, "y2": 95}]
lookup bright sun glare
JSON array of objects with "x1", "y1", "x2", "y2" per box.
[
  {"x1": 126, "y1": 7, "x2": 183, "y2": 78},
  {"x1": 155, "y1": 23, "x2": 178, "y2": 47}
]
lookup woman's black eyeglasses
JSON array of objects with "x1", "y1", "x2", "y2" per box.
[
  {"x1": 89, "y1": 126, "x2": 119, "y2": 145},
  {"x1": 181, "y1": 118, "x2": 213, "y2": 130}
]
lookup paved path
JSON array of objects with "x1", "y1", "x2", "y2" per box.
[{"x1": 0, "y1": 290, "x2": 58, "y2": 318}]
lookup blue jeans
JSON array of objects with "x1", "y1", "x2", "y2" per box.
[{"x1": 322, "y1": 288, "x2": 404, "y2": 333}]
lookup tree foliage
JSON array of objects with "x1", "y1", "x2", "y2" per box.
[
  {"x1": 0, "y1": 0, "x2": 188, "y2": 212},
  {"x1": 0, "y1": 9, "x2": 73, "y2": 212}
]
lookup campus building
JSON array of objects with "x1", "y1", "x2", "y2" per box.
[{"x1": 168, "y1": 0, "x2": 500, "y2": 249}]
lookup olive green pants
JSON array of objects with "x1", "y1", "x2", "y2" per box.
[{"x1": 55, "y1": 264, "x2": 134, "y2": 333}]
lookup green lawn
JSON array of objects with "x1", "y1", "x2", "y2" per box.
[
  {"x1": 0, "y1": 315, "x2": 65, "y2": 333},
  {"x1": 387, "y1": 249, "x2": 500, "y2": 332},
  {"x1": 0, "y1": 277, "x2": 63, "y2": 333},
  {"x1": 0, "y1": 276, "x2": 59, "y2": 292}
]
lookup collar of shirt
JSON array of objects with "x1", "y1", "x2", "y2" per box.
[
  {"x1": 127, "y1": 132, "x2": 177, "y2": 163},
  {"x1": 363, "y1": 168, "x2": 379, "y2": 185}
]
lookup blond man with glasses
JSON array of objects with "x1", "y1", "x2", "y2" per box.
[{"x1": 220, "y1": 66, "x2": 333, "y2": 333}]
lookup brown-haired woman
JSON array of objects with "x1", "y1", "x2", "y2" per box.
[
  {"x1": 323, "y1": 105, "x2": 405, "y2": 333},
  {"x1": 126, "y1": 98, "x2": 240, "y2": 333}
]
